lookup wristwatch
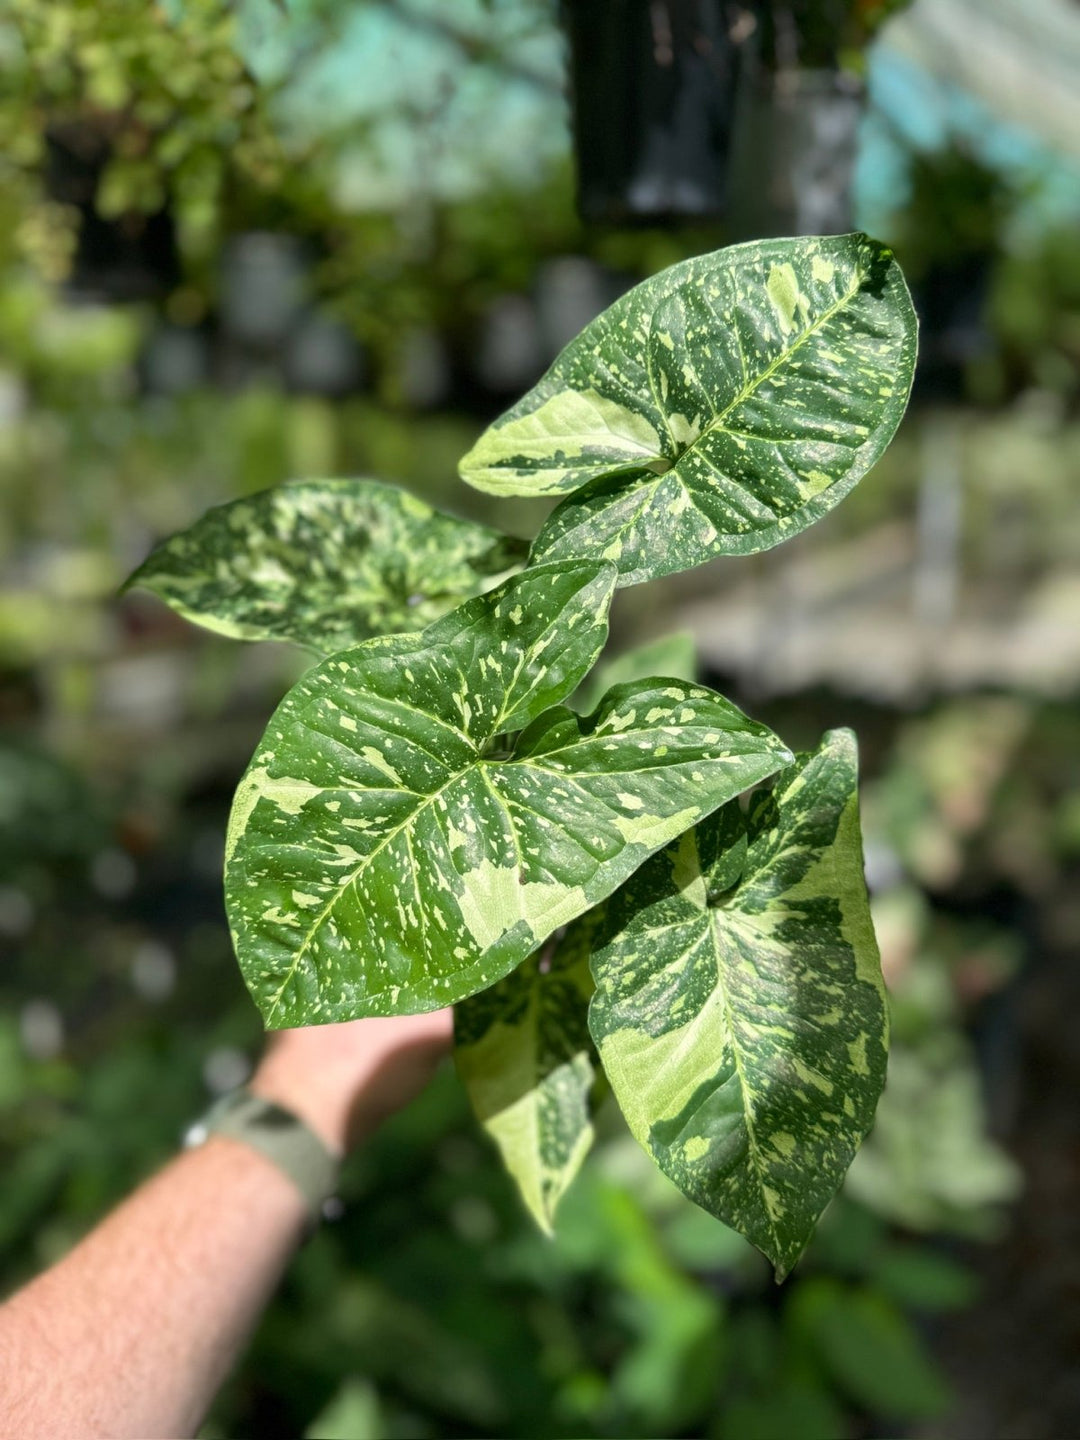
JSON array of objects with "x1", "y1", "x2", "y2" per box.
[{"x1": 183, "y1": 1087, "x2": 341, "y2": 1230}]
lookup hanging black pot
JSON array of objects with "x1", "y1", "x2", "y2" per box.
[
  {"x1": 45, "y1": 126, "x2": 180, "y2": 301},
  {"x1": 562, "y1": 0, "x2": 753, "y2": 224},
  {"x1": 910, "y1": 252, "x2": 994, "y2": 402},
  {"x1": 725, "y1": 64, "x2": 864, "y2": 239}
]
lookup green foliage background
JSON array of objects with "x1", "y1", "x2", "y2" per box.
[{"x1": 1, "y1": 2, "x2": 1077, "y2": 1436}]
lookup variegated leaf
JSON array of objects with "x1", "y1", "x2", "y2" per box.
[
  {"x1": 225, "y1": 563, "x2": 792, "y2": 1026},
  {"x1": 589, "y1": 730, "x2": 887, "y2": 1278},
  {"x1": 460, "y1": 234, "x2": 916, "y2": 586},
  {"x1": 572, "y1": 630, "x2": 696, "y2": 715},
  {"x1": 125, "y1": 479, "x2": 527, "y2": 654},
  {"x1": 454, "y1": 915, "x2": 600, "y2": 1233}
]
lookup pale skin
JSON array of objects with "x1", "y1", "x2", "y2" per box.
[{"x1": 0, "y1": 1009, "x2": 453, "y2": 1440}]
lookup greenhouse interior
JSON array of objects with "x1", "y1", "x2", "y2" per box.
[{"x1": 1, "y1": 2, "x2": 1078, "y2": 1437}]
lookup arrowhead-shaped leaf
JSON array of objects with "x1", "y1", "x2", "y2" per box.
[
  {"x1": 454, "y1": 916, "x2": 600, "y2": 1233},
  {"x1": 588, "y1": 730, "x2": 887, "y2": 1278},
  {"x1": 224, "y1": 562, "x2": 792, "y2": 1026},
  {"x1": 460, "y1": 234, "x2": 916, "y2": 585},
  {"x1": 124, "y1": 479, "x2": 527, "y2": 653}
]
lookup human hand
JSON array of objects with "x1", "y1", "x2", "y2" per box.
[{"x1": 249, "y1": 1009, "x2": 453, "y2": 1155}]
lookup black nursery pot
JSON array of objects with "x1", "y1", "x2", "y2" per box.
[
  {"x1": 562, "y1": 0, "x2": 751, "y2": 224},
  {"x1": 725, "y1": 67, "x2": 865, "y2": 240},
  {"x1": 45, "y1": 126, "x2": 180, "y2": 301}
]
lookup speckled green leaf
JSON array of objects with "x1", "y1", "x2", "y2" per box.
[
  {"x1": 589, "y1": 730, "x2": 887, "y2": 1278},
  {"x1": 460, "y1": 234, "x2": 915, "y2": 585},
  {"x1": 454, "y1": 916, "x2": 600, "y2": 1233},
  {"x1": 225, "y1": 563, "x2": 792, "y2": 1026},
  {"x1": 572, "y1": 631, "x2": 696, "y2": 715},
  {"x1": 124, "y1": 479, "x2": 527, "y2": 653}
]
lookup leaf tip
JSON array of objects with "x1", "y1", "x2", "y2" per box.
[
  {"x1": 769, "y1": 1232, "x2": 811, "y2": 1285},
  {"x1": 532, "y1": 1208, "x2": 558, "y2": 1240},
  {"x1": 118, "y1": 557, "x2": 150, "y2": 597}
]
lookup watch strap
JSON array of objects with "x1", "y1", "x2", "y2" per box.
[{"x1": 184, "y1": 1088, "x2": 340, "y2": 1228}]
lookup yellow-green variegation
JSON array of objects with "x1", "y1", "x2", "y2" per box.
[
  {"x1": 225, "y1": 562, "x2": 793, "y2": 1026},
  {"x1": 125, "y1": 479, "x2": 527, "y2": 654},
  {"x1": 460, "y1": 234, "x2": 916, "y2": 586},
  {"x1": 588, "y1": 730, "x2": 887, "y2": 1278},
  {"x1": 455, "y1": 915, "x2": 600, "y2": 1232},
  {"x1": 142, "y1": 231, "x2": 918, "y2": 1269}
]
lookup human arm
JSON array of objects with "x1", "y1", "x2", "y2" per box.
[{"x1": 0, "y1": 1010, "x2": 452, "y2": 1440}]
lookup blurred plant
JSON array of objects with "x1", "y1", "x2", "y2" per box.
[
  {"x1": 869, "y1": 697, "x2": 1031, "y2": 891},
  {"x1": 885, "y1": 140, "x2": 1019, "y2": 286},
  {"x1": 867, "y1": 696, "x2": 1080, "y2": 902},
  {"x1": 2, "y1": 709, "x2": 1017, "y2": 1440},
  {"x1": 0, "y1": 0, "x2": 581, "y2": 390},
  {"x1": 752, "y1": 0, "x2": 913, "y2": 72},
  {"x1": 985, "y1": 226, "x2": 1080, "y2": 407},
  {"x1": 0, "y1": 0, "x2": 288, "y2": 290},
  {"x1": 848, "y1": 887, "x2": 1022, "y2": 1235}
]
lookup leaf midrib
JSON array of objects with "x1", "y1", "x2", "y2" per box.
[
  {"x1": 686, "y1": 269, "x2": 865, "y2": 452},
  {"x1": 256, "y1": 745, "x2": 592, "y2": 1023},
  {"x1": 254, "y1": 689, "x2": 773, "y2": 1022},
  {"x1": 705, "y1": 906, "x2": 784, "y2": 1259},
  {"x1": 546, "y1": 266, "x2": 869, "y2": 541},
  {"x1": 256, "y1": 628, "x2": 596, "y2": 1022},
  {"x1": 259, "y1": 764, "x2": 466, "y2": 1024}
]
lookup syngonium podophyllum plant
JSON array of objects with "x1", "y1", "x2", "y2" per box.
[{"x1": 127, "y1": 233, "x2": 917, "y2": 1278}]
